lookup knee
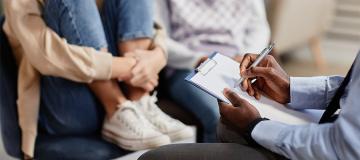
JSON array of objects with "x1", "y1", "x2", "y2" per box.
[
  {"x1": 104, "y1": 0, "x2": 153, "y2": 20},
  {"x1": 107, "y1": 0, "x2": 153, "y2": 11},
  {"x1": 216, "y1": 121, "x2": 227, "y2": 142},
  {"x1": 216, "y1": 121, "x2": 247, "y2": 144},
  {"x1": 103, "y1": 0, "x2": 154, "y2": 40},
  {"x1": 202, "y1": 116, "x2": 219, "y2": 133},
  {"x1": 42, "y1": 0, "x2": 106, "y2": 49},
  {"x1": 200, "y1": 109, "x2": 220, "y2": 132},
  {"x1": 43, "y1": 0, "x2": 97, "y2": 17}
]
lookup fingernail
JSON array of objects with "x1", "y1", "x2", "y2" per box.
[{"x1": 240, "y1": 71, "x2": 246, "y2": 75}]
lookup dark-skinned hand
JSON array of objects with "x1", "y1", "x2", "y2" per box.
[
  {"x1": 218, "y1": 88, "x2": 261, "y2": 133},
  {"x1": 239, "y1": 53, "x2": 290, "y2": 104}
]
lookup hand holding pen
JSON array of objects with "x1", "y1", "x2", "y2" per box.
[
  {"x1": 236, "y1": 44, "x2": 291, "y2": 104},
  {"x1": 234, "y1": 43, "x2": 275, "y2": 88}
]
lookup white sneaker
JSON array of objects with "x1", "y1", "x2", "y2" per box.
[
  {"x1": 102, "y1": 101, "x2": 171, "y2": 151},
  {"x1": 136, "y1": 93, "x2": 194, "y2": 142}
]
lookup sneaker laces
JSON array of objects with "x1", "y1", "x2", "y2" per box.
[
  {"x1": 143, "y1": 92, "x2": 180, "y2": 130},
  {"x1": 146, "y1": 92, "x2": 173, "y2": 120},
  {"x1": 117, "y1": 103, "x2": 154, "y2": 136}
]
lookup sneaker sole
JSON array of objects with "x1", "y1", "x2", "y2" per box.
[
  {"x1": 102, "y1": 129, "x2": 171, "y2": 151},
  {"x1": 167, "y1": 127, "x2": 194, "y2": 142}
]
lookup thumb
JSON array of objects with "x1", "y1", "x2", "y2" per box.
[
  {"x1": 223, "y1": 88, "x2": 247, "y2": 107},
  {"x1": 218, "y1": 100, "x2": 236, "y2": 117}
]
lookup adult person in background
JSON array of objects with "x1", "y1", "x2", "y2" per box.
[
  {"x1": 155, "y1": 0, "x2": 270, "y2": 142},
  {"x1": 3, "y1": 0, "x2": 191, "y2": 159},
  {"x1": 139, "y1": 52, "x2": 360, "y2": 160}
]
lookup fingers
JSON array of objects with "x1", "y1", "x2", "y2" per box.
[
  {"x1": 142, "y1": 78, "x2": 158, "y2": 91},
  {"x1": 243, "y1": 67, "x2": 274, "y2": 79},
  {"x1": 131, "y1": 76, "x2": 158, "y2": 91},
  {"x1": 132, "y1": 62, "x2": 145, "y2": 76},
  {"x1": 233, "y1": 55, "x2": 244, "y2": 63},
  {"x1": 130, "y1": 74, "x2": 147, "y2": 86},
  {"x1": 240, "y1": 78, "x2": 254, "y2": 93},
  {"x1": 246, "y1": 79, "x2": 255, "y2": 97},
  {"x1": 240, "y1": 77, "x2": 262, "y2": 99},
  {"x1": 241, "y1": 78, "x2": 249, "y2": 91},
  {"x1": 240, "y1": 78, "x2": 251, "y2": 93},
  {"x1": 223, "y1": 88, "x2": 246, "y2": 107},
  {"x1": 143, "y1": 82, "x2": 155, "y2": 92},
  {"x1": 149, "y1": 76, "x2": 159, "y2": 87},
  {"x1": 240, "y1": 53, "x2": 257, "y2": 74},
  {"x1": 130, "y1": 60, "x2": 158, "y2": 87},
  {"x1": 252, "y1": 85, "x2": 262, "y2": 100}
]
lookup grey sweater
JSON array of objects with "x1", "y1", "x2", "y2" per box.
[{"x1": 155, "y1": 0, "x2": 271, "y2": 70}]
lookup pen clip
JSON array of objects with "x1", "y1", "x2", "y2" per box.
[{"x1": 196, "y1": 59, "x2": 217, "y2": 76}]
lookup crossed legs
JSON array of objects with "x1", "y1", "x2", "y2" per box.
[{"x1": 39, "y1": 0, "x2": 190, "y2": 157}]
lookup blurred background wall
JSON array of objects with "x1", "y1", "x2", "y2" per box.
[
  {"x1": 328, "y1": 0, "x2": 360, "y2": 41},
  {"x1": 266, "y1": 0, "x2": 359, "y2": 77}
]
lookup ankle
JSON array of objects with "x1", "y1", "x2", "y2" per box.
[
  {"x1": 129, "y1": 92, "x2": 149, "y2": 101},
  {"x1": 105, "y1": 98, "x2": 127, "y2": 118}
]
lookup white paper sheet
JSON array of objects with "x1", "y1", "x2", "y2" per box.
[{"x1": 186, "y1": 53, "x2": 320, "y2": 125}]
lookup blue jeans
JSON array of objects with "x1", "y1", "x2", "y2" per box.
[
  {"x1": 167, "y1": 70, "x2": 220, "y2": 142},
  {"x1": 36, "y1": 0, "x2": 153, "y2": 159}
]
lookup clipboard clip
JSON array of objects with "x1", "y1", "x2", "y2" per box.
[{"x1": 195, "y1": 58, "x2": 217, "y2": 76}]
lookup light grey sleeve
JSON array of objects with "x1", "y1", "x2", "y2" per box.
[
  {"x1": 252, "y1": 73, "x2": 360, "y2": 160},
  {"x1": 287, "y1": 76, "x2": 344, "y2": 110},
  {"x1": 155, "y1": 0, "x2": 204, "y2": 69}
]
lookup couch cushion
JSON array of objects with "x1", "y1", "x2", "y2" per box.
[
  {"x1": 35, "y1": 135, "x2": 130, "y2": 160},
  {"x1": 0, "y1": 16, "x2": 22, "y2": 158}
]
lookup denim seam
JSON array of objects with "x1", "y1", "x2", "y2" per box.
[
  {"x1": 60, "y1": 0, "x2": 83, "y2": 46},
  {"x1": 118, "y1": 31, "x2": 153, "y2": 42}
]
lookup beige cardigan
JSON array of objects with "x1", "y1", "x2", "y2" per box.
[{"x1": 2, "y1": 0, "x2": 166, "y2": 157}]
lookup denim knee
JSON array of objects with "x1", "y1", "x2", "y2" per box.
[
  {"x1": 102, "y1": 0, "x2": 154, "y2": 42},
  {"x1": 42, "y1": 0, "x2": 107, "y2": 49},
  {"x1": 200, "y1": 110, "x2": 219, "y2": 132}
]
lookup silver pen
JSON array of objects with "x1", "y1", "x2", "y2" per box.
[{"x1": 234, "y1": 43, "x2": 275, "y2": 88}]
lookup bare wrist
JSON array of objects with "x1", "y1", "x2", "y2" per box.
[
  {"x1": 111, "y1": 57, "x2": 136, "y2": 79},
  {"x1": 152, "y1": 47, "x2": 167, "y2": 70}
]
